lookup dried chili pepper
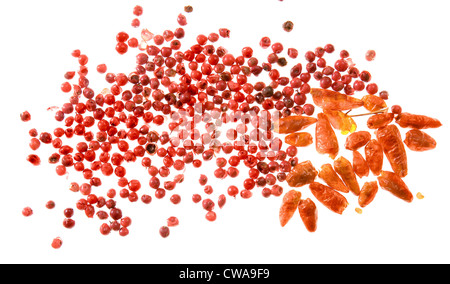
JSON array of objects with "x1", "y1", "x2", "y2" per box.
[
  {"x1": 367, "y1": 112, "x2": 394, "y2": 129},
  {"x1": 318, "y1": 163, "x2": 349, "y2": 193},
  {"x1": 395, "y1": 113, "x2": 442, "y2": 129},
  {"x1": 376, "y1": 124, "x2": 408, "y2": 177},
  {"x1": 333, "y1": 156, "x2": 360, "y2": 196},
  {"x1": 344, "y1": 131, "x2": 371, "y2": 151},
  {"x1": 286, "y1": 160, "x2": 318, "y2": 187},
  {"x1": 310, "y1": 88, "x2": 364, "y2": 111},
  {"x1": 309, "y1": 182, "x2": 348, "y2": 214},
  {"x1": 323, "y1": 109, "x2": 357, "y2": 135},
  {"x1": 361, "y1": 94, "x2": 387, "y2": 112},
  {"x1": 279, "y1": 190, "x2": 302, "y2": 227},
  {"x1": 284, "y1": 132, "x2": 313, "y2": 147},
  {"x1": 315, "y1": 113, "x2": 339, "y2": 159},
  {"x1": 298, "y1": 198, "x2": 318, "y2": 232},
  {"x1": 358, "y1": 181, "x2": 378, "y2": 208},
  {"x1": 364, "y1": 139, "x2": 383, "y2": 176},
  {"x1": 352, "y1": 150, "x2": 369, "y2": 178},
  {"x1": 404, "y1": 129, "x2": 437, "y2": 151},
  {"x1": 377, "y1": 171, "x2": 413, "y2": 202},
  {"x1": 273, "y1": 115, "x2": 318, "y2": 134}
]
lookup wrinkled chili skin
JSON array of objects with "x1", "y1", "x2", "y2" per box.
[
  {"x1": 362, "y1": 94, "x2": 387, "y2": 112},
  {"x1": 377, "y1": 171, "x2": 413, "y2": 202},
  {"x1": 364, "y1": 139, "x2": 383, "y2": 176},
  {"x1": 279, "y1": 190, "x2": 302, "y2": 227},
  {"x1": 310, "y1": 88, "x2": 364, "y2": 111},
  {"x1": 273, "y1": 115, "x2": 318, "y2": 134},
  {"x1": 352, "y1": 150, "x2": 369, "y2": 178},
  {"x1": 376, "y1": 124, "x2": 408, "y2": 177},
  {"x1": 367, "y1": 113, "x2": 394, "y2": 129},
  {"x1": 404, "y1": 129, "x2": 437, "y2": 151},
  {"x1": 286, "y1": 160, "x2": 318, "y2": 187},
  {"x1": 315, "y1": 113, "x2": 339, "y2": 159},
  {"x1": 344, "y1": 131, "x2": 371, "y2": 151},
  {"x1": 395, "y1": 113, "x2": 442, "y2": 129},
  {"x1": 358, "y1": 181, "x2": 378, "y2": 208},
  {"x1": 298, "y1": 198, "x2": 318, "y2": 232},
  {"x1": 284, "y1": 132, "x2": 313, "y2": 147},
  {"x1": 318, "y1": 163, "x2": 349, "y2": 193},
  {"x1": 309, "y1": 182, "x2": 348, "y2": 215},
  {"x1": 333, "y1": 156, "x2": 360, "y2": 196}
]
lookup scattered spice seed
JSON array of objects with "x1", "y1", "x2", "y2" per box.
[
  {"x1": 159, "y1": 226, "x2": 170, "y2": 238},
  {"x1": 355, "y1": 208, "x2": 363, "y2": 214},
  {"x1": 282, "y1": 21, "x2": 294, "y2": 32},
  {"x1": 51, "y1": 237, "x2": 63, "y2": 249},
  {"x1": 416, "y1": 192, "x2": 424, "y2": 199},
  {"x1": 184, "y1": 5, "x2": 193, "y2": 13},
  {"x1": 365, "y1": 50, "x2": 376, "y2": 61},
  {"x1": 22, "y1": 207, "x2": 33, "y2": 217}
]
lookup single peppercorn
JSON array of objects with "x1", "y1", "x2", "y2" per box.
[{"x1": 282, "y1": 20, "x2": 294, "y2": 32}]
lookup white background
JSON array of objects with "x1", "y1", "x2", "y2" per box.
[{"x1": 0, "y1": 0, "x2": 449, "y2": 264}]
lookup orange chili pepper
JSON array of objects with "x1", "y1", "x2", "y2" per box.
[
  {"x1": 273, "y1": 115, "x2": 318, "y2": 134},
  {"x1": 364, "y1": 139, "x2": 383, "y2": 176},
  {"x1": 298, "y1": 198, "x2": 318, "y2": 232},
  {"x1": 344, "y1": 131, "x2": 371, "y2": 151},
  {"x1": 315, "y1": 113, "x2": 339, "y2": 159},
  {"x1": 376, "y1": 124, "x2": 408, "y2": 177},
  {"x1": 284, "y1": 132, "x2": 313, "y2": 147},
  {"x1": 286, "y1": 160, "x2": 318, "y2": 187},
  {"x1": 377, "y1": 171, "x2": 413, "y2": 202},
  {"x1": 358, "y1": 181, "x2": 378, "y2": 208},
  {"x1": 323, "y1": 109, "x2": 357, "y2": 135},
  {"x1": 310, "y1": 88, "x2": 364, "y2": 111},
  {"x1": 352, "y1": 150, "x2": 369, "y2": 178},
  {"x1": 404, "y1": 129, "x2": 437, "y2": 151},
  {"x1": 395, "y1": 112, "x2": 442, "y2": 129},
  {"x1": 361, "y1": 94, "x2": 387, "y2": 112},
  {"x1": 309, "y1": 182, "x2": 348, "y2": 215},
  {"x1": 279, "y1": 190, "x2": 302, "y2": 227},
  {"x1": 318, "y1": 163, "x2": 349, "y2": 193},
  {"x1": 333, "y1": 156, "x2": 360, "y2": 196},
  {"x1": 367, "y1": 112, "x2": 394, "y2": 129}
]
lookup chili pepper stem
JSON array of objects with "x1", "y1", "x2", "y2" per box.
[{"x1": 348, "y1": 108, "x2": 388, "y2": 118}]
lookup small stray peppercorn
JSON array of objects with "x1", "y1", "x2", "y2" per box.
[
  {"x1": 159, "y1": 226, "x2": 170, "y2": 238},
  {"x1": 282, "y1": 21, "x2": 294, "y2": 32}
]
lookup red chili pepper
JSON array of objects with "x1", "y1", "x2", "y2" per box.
[
  {"x1": 298, "y1": 198, "x2": 318, "y2": 232},
  {"x1": 376, "y1": 124, "x2": 408, "y2": 177},
  {"x1": 367, "y1": 112, "x2": 394, "y2": 129},
  {"x1": 309, "y1": 182, "x2": 348, "y2": 215},
  {"x1": 286, "y1": 160, "x2": 318, "y2": 187},
  {"x1": 352, "y1": 150, "x2": 369, "y2": 179},
  {"x1": 315, "y1": 113, "x2": 339, "y2": 159},
  {"x1": 395, "y1": 112, "x2": 442, "y2": 129},
  {"x1": 364, "y1": 139, "x2": 383, "y2": 176},
  {"x1": 404, "y1": 129, "x2": 437, "y2": 151},
  {"x1": 273, "y1": 115, "x2": 318, "y2": 134},
  {"x1": 310, "y1": 88, "x2": 364, "y2": 111},
  {"x1": 279, "y1": 190, "x2": 302, "y2": 227},
  {"x1": 284, "y1": 132, "x2": 313, "y2": 147},
  {"x1": 358, "y1": 181, "x2": 378, "y2": 208},
  {"x1": 377, "y1": 171, "x2": 413, "y2": 202},
  {"x1": 334, "y1": 156, "x2": 360, "y2": 196},
  {"x1": 318, "y1": 163, "x2": 349, "y2": 193}
]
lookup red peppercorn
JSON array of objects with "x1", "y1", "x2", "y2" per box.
[
  {"x1": 51, "y1": 237, "x2": 63, "y2": 249},
  {"x1": 22, "y1": 207, "x2": 33, "y2": 217},
  {"x1": 159, "y1": 226, "x2": 170, "y2": 238}
]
